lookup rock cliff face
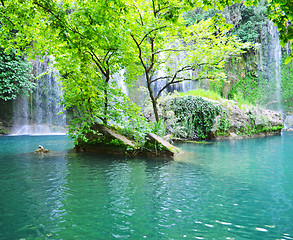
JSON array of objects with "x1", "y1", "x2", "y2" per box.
[
  {"x1": 145, "y1": 95, "x2": 284, "y2": 140},
  {"x1": 210, "y1": 98, "x2": 284, "y2": 139}
]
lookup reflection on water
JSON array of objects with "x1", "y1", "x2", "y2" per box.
[{"x1": 0, "y1": 134, "x2": 293, "y2": 239}]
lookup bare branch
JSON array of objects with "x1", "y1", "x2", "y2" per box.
[
  {"x1": 103, "y1": 48, "x2": 118, "y2": 63},
  {"x1": 152, "y1": 0, "x2": 156, "y2": 17},
  {"x1": 0, "y1": 11, "x2": 15, "y2": 26},
  {"x1": 155, "y1": 75, "x2": 215, "y2": 100},
  {"x1": 139, "y1": 25, "x2": 167, "y2": 46},
  {"x1": 130, "y1": 34, "x2": 147, "y2": 72},
  {"x1": 150, "y1": 76, "x2": 172, "y2": 83},
  {"x1": 155, "y1": 6, "x2": 169, "y2": 17},
  {"x1": 86, "y1": 49, "x2": 107, "y2": 76},
  {"x1": 133, "y1": 4, "x2": 144, "y2": 26},
  {"x1": 147, "y1": 37, "x2": 155, "y2": 73}
]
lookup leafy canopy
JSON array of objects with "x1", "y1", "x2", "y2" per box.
[{"x1": 0, "y1": 48, "x2": 34, "y2": 101}]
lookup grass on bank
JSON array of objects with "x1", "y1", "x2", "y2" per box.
[
  {"x1": 177, "y1": 88, "x2": 255, "y2": 108},
  {"x1": 173, "y1": 89, "x2": 223, "y2": 101}
]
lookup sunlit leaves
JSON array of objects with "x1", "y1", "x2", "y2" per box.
[{"x1": 0, "y1": 48, "x2": 35, "y2": 101}]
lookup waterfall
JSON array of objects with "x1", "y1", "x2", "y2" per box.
[
  {"x1": 269, "y1": 22, "x2": 282, "y2": 113},
  {"x1": 152, "y1": 50, "x2": 194, "y2": 96},
  {"x1": 111, "y1": 69, "x2": 128, "y2": 94},
  {"x1": 258, "y1": 21, "x2": 283, "y2": 113},
  {"x1": 11, "y1": 56, "x2": 66, "y2": 135}
]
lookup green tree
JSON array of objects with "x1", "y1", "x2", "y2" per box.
[
  {"x1": 0, "y1": 48, "x2": 34, "y2": 101},
  {"x1": 126, "y1": 0, "x2": 248, "y2": 122},
  {"x1": 0, "y1": 0, "x2": 142, "y2": 135},
  {"x1": 266, "y1": 0, "x2": 293, "y2": 63}
]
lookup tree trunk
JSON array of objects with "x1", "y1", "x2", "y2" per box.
[
  {"x1": 103, "y1": 70, "x2": 110, "y2": 125},
  {"x1": 103, "y1": 80, "x2": 109, "y2": 125},
  {"x1": 146, "y1": 73, "x2": 159, "y2": 122}
]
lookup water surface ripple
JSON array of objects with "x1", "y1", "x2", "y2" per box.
[{"x1": 0, "y1": 133, "x2": 293, "y2": 239}]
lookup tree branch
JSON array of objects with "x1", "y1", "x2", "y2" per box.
[
  {"x1": 0, "y1": 11, "x2": 15, "y2": 26},
  {"x1": 133, "y1": 4, "x2": 144, "y2": 26},
  {"x1": 154, "y1": 48, "x2": 186, "y2": 55},
  {"x1": 155, "y1": 75, "x2": 215, "y2": 100},
  {"x1": 139, "y1": 25, "x2": 167, "y2": 46},
  {"x1": 130, "y1": 33, "x2": 147, "y2": 71},
  {"x1": 33, "y1": 1, "x2": 89, "y2": 41},
  {"x1": 150, "y1": 76, "x2": 172, "y2": 83},
  {"x1": 86, "y1": 49, "x2": 107, "y2": 76},
  {"x1": 152, "y1": 0, "x2": 156, "y2": 18}
]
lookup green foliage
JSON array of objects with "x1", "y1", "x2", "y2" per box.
[
  {"x1": 126, "y1": 0, "x2": 248, "y2": 122},
  {"x1": 281, "y1": 56, "x2": 293, "y2": 113},
  {"x1": 183, "y1": 8, "x2": 218, "y2": 26},
  {"x1": 143, "y1": 140, "x2": 166, "y2": 154},
  {"x1": 177, "y1": 89, "x2": 224, "y2": 101},
  {"x1": 228, "y1": 73, "x2": 259, "y2": 104},
  {"x1": 158, "y1": 94, "x2": 222, "y2": 139},
  {"x1": 227, "y1": 4, "x2": 268, "y2": 43},
  {"x1": 151, "y1": 119, "x2": 166, "y2": 138},
  {"x1": 267, "y1": 0, "x2": 293, "y2": 63},
  {"x1": 184, "y1": 4, "x2": 268, "y2": 44},
  {"x1": 215, "y1": 112, "x2": 231, "y2": 136},
  {"x1": 0, "y1": 48, "x2": 34, "y2": 101},
  {"x1": 115, "y1": 111, "x2": 151, "y2": 146}
]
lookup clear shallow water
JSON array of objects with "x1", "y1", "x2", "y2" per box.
[{"x1": 0, "y1": 133, "x2": 293, "y2": 239}]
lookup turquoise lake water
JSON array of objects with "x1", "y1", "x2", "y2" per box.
[{"x1": 0, "y1": 133, "x2": 293, "y2": 239}]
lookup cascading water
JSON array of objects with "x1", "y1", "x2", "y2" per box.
[
  {"x1": 11, "y1": 56, "x2": 66, "y2": 135},
  {"x1": 111, "y1": 69, "x2": 127, "y2": 94},
  {"x1": 258, "y1": 21, "x2": 283, "y2": 113},
  {"x1": 152, "y1": 50, "x2": 194, "y2": 96},
  {"x1": 269, "y1": 22, "x2": 282, "y2": 113}
]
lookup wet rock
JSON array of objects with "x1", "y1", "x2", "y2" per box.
[
  {"x1": 145, "y1": 133, "x2": 184, "y2": 157},
  {"x1": 76, "y1": 123, "x2": 138, "y2": 155},
  {"x1": 35, "y1": 145, "x2": 50, "y2": 153}
]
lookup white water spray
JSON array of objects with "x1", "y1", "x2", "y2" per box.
[
  {"x1": 268, "y1": 22, "x2": 282, "y2": 113},
  {"x1": 11, "y1": 56, "x2": 66, "y2": 135}
]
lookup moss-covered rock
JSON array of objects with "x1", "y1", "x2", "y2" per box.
[
  {"x1": 143, "y1": 133, "x2": 184, "y2": 158},
  {"x1": 75, "y1": 123, "x2": 139, "y2": 156},
  {"x1": 210, "y1": 99, "x2": 284, "y2": 139},
  {"x1": 145, "y1": 94, "x2": 284, "y2": 141}
]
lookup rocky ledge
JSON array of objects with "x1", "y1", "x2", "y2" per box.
[
  {"x1": 75, "y1": 123, "x2": 183, "y2": 158},
  {"x1": 210, "y1": 98, "x2": 284, "y2": 139},
  {"x1": 145, "y1": 94, "x2": 284, "y2": 141}
]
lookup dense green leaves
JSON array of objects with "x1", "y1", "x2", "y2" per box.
[
  {"x1": 1, "y1": 0, "x2": 289, "y2": 142},
  {"x1": 125, "y1": 0, "x2": 248, "y2": 121},
  {"x1": 158, "y1": 94, "x2": 222, "y2": 139},
  {"x1": 0, "y1": 48, "x2": 34, "y2": 101}
]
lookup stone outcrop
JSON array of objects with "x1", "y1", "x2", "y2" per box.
[
  {"x1": 210, "y1": 99, "x2": 284, "y2": 139},
  {"x1": 75, "y1": 123, "x2": 138, "y2": 155},
  {"x1": 75, "y1": 123, "x2": 183, "y2": 158},
  {"x1": 145, "y1": 94, "x2": 284, "y2": 141},
  {"x1": 144, "y1": 133, "x2": 184, "y2": 157}
]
